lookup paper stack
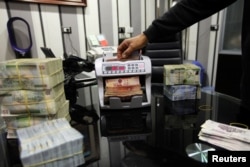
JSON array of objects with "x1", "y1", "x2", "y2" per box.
[
  {"x1": 163, "y1": 63, "x2": 201, "y2": 101},
  {"x1": 0, "y1": 58, "x2": 70, "y2": 138},
  {"x1": 198, "y1": 119, "x2": 250, "y2": 150},
  {"x1": 16, "y1": 118, "x2": 85, "y2": 167},
  {"x1": 104, "y1": 76, "x2": 143, "y2": 102}
]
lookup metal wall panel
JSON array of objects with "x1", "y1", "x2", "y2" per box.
[
  {"x1": 131, "y1": 0, "x2": 142, "y2": 36},
  {"x1": 40, "y1": 5, "x2": 64, "y2": 58},
  {"x1": 0, "y1": 1, "x2": 12, "y2": 61},
  {"x1": 2, "y1": 0, "x2": 160, "y2": 60},
  {"x1": 7, "y1": 2, "x2": 38, "y2": 58},
  {"x1": 99, "y1": 0, "x2": 114, "y2": 46}
]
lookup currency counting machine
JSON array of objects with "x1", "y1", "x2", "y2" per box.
[{"x1": 95, "y1": 55, "x2": 152, "y2": 137}]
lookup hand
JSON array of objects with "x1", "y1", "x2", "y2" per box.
[{"x1": 117, "y1": 33, "x2": 148, "y2": 59}]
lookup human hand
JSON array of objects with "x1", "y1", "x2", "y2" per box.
[{"x1": 117, "y1": 33, "x2": 148, "y2": 59}]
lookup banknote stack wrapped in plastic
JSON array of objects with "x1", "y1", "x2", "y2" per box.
[
  {"x1": 104, "y1": 76, "x2": 143, "y2": 103},
  {"x1": 16, "y1": 118, "x2": 85, "y2": 167},
  {"x1": 163, "y1": 63, "x2": 201, "y2": 101},
  {"x1": 0, "y1": 58, "x2": 70, "y2": 138}
]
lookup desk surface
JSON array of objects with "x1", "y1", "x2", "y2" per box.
[
  {"x1": 152, "y1": 84, "x2": 250, "y2": 148},
  {"x1": 122, "y1": 85, "x2": 250, "y2": 167}
]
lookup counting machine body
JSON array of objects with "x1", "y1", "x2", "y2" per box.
[
  {"x1": 95, "y1": 56, "x2": 152, "y2": 137},
  {"x1": 95, "y1": 55, "x2": 152, "y2": 110}
]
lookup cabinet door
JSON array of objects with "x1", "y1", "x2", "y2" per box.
[
  {"x1": 219, "y1": 0, "x2": 244, "y2": 55},
  {"x1": 215, "y1": 0, "x2": 244, "y2": 98}
]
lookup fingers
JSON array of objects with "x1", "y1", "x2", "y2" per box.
[
  {"x1": 117, "y1": 39, "x2": 130, "y2": 59},
  {"x1": 122, "y1": 46, "x2": 134, "y2": 59},
  {"x1": 117, "y1": 34, "x2": 148, "y2": 60}
]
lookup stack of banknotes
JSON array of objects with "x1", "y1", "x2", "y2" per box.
[
  {"x1": 163, "y1": 63, "x2": 201, "y2": 85},
  {"x1": 198, "y1": 120, "x2": 250, "y2": 150},
  {"x1": 16, "y1": 118, "x2": 85, "y2": 167},
  {"x1": 104, "y1": 76, "x2": 143, "y2": 102},
  {"x1": 0, "y1": 58, "x2": 70, "y2": 138},
  {"x1": 163, "y1": 63, "x2": 201, "y2": 101}
]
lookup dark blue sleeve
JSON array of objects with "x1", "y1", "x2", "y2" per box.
[{"x1": 144, "y1": 0, "x2": 238, "y2": 42}]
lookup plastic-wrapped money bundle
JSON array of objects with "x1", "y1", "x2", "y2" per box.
[
  {"x1": 163, "y1": 63, "x2": 201, "y2": 101},
  {"x1": 163, "y1": 64, "x2": 200, "y2": 85},
  {"x1": 5, "y1": 100, "x2": 70, "y2": 138},
  {"x1": 16, "y1": 118, "x2": 85, "y2": 167},
  {"x1": 163, "y1": 85, "x2": 201, "y2": 101},
  {"x1": 104, "y1": 76, "x2": 143, "y2": 102}
]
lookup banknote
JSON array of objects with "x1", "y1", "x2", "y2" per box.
[
  {"x1": 6, "y1": 100, "x2": 70, "y2": 139},
  {"x1": 0, "y1": 82, "x2": 64, "y2": 104},
  {"x1": 4, "y1": 100, "x2": 70, "y2": 130},
  {"x1": 105, "y1": 85, "x2": 142, "y2": 93},
  {"x1": 0, "y1": 58, "x2": 63, "y2": 78},
  {"x1": 163, "y1": 85, "x2": 201, "y2": 101},
  {"x1": 163, "y1": 63, "x2": 200, "y2": 85},
  {"x1": 198, "y1": 120, "x2": 250, "y2": 151},
  {"x1": 16, "y1": 118, "x2": 84, "y2": 167},
  {"x1": 105, "y1": 76, "x2": 141, "y2": 87},
  {"x1": 0, "y1": 69, "x2": 65, "y2": 90},
  {"x1": 1, "y1": 91, "x2": 66, "y2": 116},
  {"x1": 200, "y1": 119, "x2": 250, "y2": 143},
  {"x1": 104, "y1": 76, "x2": 143, "y2": 102}
]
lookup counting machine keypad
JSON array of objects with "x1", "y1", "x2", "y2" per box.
[{"x1": 102, "y1": 62, "x2": 145, "y2": 74}]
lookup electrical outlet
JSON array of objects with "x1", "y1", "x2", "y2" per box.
[
  {"x1": 62, "y1": 27, "x2": 72, "y2": 34},
  {"x1": 118, "y1": 27, "x2": 125, "y2": 33}
]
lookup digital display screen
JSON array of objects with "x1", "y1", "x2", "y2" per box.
[
  {"x1": 105, "y1": 66, "x2": 125, "y2": 71},
  {"x1": 119, "y1": 66, "x2": 125, "y2": 70}
]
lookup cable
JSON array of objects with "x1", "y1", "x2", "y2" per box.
[{"x1": 67, "y1": 34, "x2": 79, "y2": 56}]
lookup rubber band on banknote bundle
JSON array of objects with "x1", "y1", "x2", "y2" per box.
[
  {"x1": 230, "y1": 122, "x2": 248, "y2": 129},
  {"x1": 198, "y1": 105, "x2": 212, "y2": 111},
  {"x1": 28, "y1": 150, "x2": 84, "y2": 167}
]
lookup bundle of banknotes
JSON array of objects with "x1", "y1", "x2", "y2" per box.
[
  {"x1": 16, "y1": 118, "x2": 85, "y2": 167},
  {"x1": 163, "y1": 85, "x2": 201, "y2": 101},
  {"x1": 198, "y1": 120, "x2": 250, "y2": 150},
  {"x1": 0, "y1": 58, "x2": 64, "y2": 90},
  {"x1": 0, "y1": 58, "x2": 70, "y2": 138},
  {"x1": 0, "y1": 58, "x2": 63, "y2": 77},
  {"x1": 104, "y1": 76, "x2": 143, "y2": 102},
  {"x1": 163, "y1": 63, "x2": 201, "y2": 101},
  {"x1": 163, "y1": 63, "x2": 201, "y2": 85},
  {"x1": 6, "y1": 100, "x2": 70, "y2": 138}
]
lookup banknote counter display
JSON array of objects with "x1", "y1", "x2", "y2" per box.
[{"x1": 102, "y1": 62, "x2": 145, "y2": 74}]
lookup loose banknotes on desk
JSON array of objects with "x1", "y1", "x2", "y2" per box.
[
  {"x1": 0, "y1": 58, "x2": 62, "y2": 78},
  {"x1": 6, "y1": 100, "x2": 70, "y2": 138},
  {"x1": 16, "y1": 118, "x2": 85, "y2": 167},
  {"x1": 163, "y1": 63, "x2": 200, "y2": 85},
  {"x1": 198, "y1": 119, "x2": 250, "y2": 151},
  {"x1": 1, "y1": 91, "x2": 66, "y2": 116}
]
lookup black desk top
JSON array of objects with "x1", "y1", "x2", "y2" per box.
[
  {"x1": 123, "y1": 85, "x2": 250, "y2": 167},
  {"x1": 151, "y1": 84, "x2": 250, "y2": 146}
]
